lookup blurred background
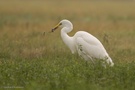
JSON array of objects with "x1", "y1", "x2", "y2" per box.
[{"x1": 0, "y1": 0, "x2": 135, "y2": 62}]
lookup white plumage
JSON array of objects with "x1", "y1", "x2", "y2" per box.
[{"x1": 52, "y1": 19, "x2": 114, "y2": 66}]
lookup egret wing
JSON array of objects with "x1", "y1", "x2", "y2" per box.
[{"x1": 75, "y1": 31, "x2": 108, "y2": 60}]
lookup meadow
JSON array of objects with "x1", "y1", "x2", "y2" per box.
[{"x1": 0, "y1": 0, "x2": 135, "y2": 90}]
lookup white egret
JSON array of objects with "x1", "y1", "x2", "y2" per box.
[{"x1": 51, "y1": 19, "x2": 114, "y2": 66}]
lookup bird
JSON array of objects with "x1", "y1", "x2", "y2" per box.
[{"x1": 51, "y1": 19, "x2": 114, "y2": 66}]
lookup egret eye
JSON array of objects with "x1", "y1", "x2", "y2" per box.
[{"x1": 60, "y1": 23, "x2": 62, "y2": 25}]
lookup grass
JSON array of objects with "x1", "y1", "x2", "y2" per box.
[{"x1": 0, "y1": 0, "x2": 135, "y2": 90}]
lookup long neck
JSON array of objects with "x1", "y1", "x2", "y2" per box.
[{"x1": 61, "y1": 27, "x2": 76, "y2": 54}]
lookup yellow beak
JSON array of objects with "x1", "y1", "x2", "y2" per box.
[{"x1": 51, "y1": 23, "x2": 62, "y2": 32}]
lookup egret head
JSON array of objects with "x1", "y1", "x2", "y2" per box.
[{"x1": 52, "y1": 19, "x2": 73, "y2": 32}]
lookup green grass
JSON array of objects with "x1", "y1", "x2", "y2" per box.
[
  {"x1": 0, "y1": 0, "x2": 135, "y2": 90},
  {"x1": 0, "y1": 57, "x2": 135, "y2": 90}
]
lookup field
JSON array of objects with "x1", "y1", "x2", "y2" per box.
[{"x1": 0, "y1": 0, "x2": 135, "y2": 90}]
